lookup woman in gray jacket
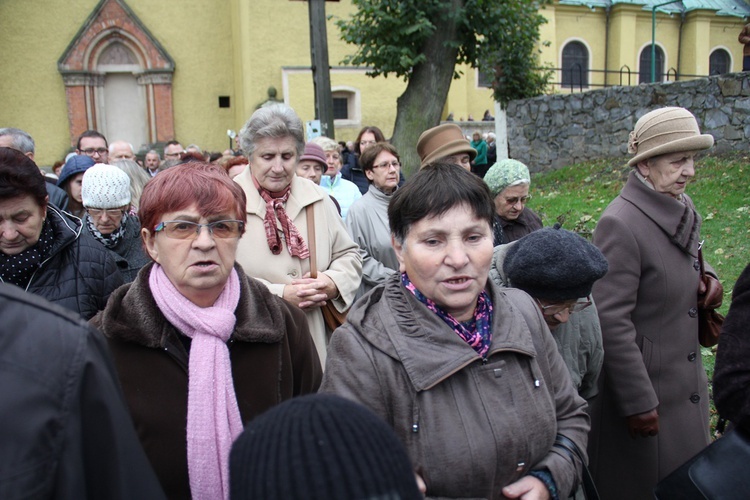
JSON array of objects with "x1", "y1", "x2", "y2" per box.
[{"x1": 322, "y1": 163, "x2": 588, "y2": 500}]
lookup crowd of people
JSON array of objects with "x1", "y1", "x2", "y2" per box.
[{"x1": 0, "y1": 104, "x2": 743, "y2": 500}]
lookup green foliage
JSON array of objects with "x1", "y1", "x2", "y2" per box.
[{"x1": 336, "y1": 0, "x2": 552, "y2": 101}]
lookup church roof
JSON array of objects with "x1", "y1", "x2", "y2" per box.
[{"x1": 558, "y1": 0, "x2": 750, "y2": 17}]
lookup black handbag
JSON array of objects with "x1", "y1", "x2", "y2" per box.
[
  {"x1": 654, "y1": 427, "x2": 750, "y2": 499},
  {"x1": 554, "y1": 434, "x2": 600, "y2": 500}
]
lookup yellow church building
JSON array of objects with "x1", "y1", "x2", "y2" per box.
[{"x1": 0, "y1": 0, "x2": 746, "y2": 165}]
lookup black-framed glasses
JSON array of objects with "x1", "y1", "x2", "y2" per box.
[
  {"x1": 374, "y1": 160, "x2": 401, "y2": 170},
  {"x1": 87, "y1": 208, "x2": 126, "y2": 218},
  {"x1": 536, "y1": 296, "x2": 592, "y2": 317},
  {"x1": 80, "y1": 148, "x2": 108, "y2": 156},
  {"x1": 154, "y1": 220, "x2": 244, "y2": 240},
  {"x1": 504, "y1": 195, "x2": 531, "y2": 206}
]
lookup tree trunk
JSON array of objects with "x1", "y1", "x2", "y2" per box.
[
  {"x1": 494, "y1": 101, "x2": 509, "y2": 161},
  {"x1": 391, "y1": 0, "x2": 464, "y2": 178}
]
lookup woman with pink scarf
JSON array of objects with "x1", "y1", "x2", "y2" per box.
[{"x1": 91, "y1": 162, "x2": 322, "y2": 499}]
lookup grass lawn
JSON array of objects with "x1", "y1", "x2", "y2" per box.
[{"x1": 528, "y1": 152, "x2": 750, "y2": 433}]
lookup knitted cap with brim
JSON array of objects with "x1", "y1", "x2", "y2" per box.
[
  {"x1": 628, "y1": 107, "x2": 714, "y2": 166},
  {"x1": 504, "y1": 227, "x2": 609, "y2": 302},
  {"x1": 57, "y1": 154, "x2": 95, "y2": 187},
  {"x1": 229, "y1": 394, "x2": 423, "y2": 500},
  {"x1": 82, "y1": 163, "x2": 131, "y2": 208},
  {"x1": 417, "y1": 123, "x2": 477, "y2": 168},
  {"x1": 484, "y1": 159, "x2": 531, "y2": 197},
  {"x1": 299, "y1": 142, "x2": 328, "y2": 170}
]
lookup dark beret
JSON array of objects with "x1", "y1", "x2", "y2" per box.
[{"x1": 503, "y1": 227, "x2": 608, "y2": 301}]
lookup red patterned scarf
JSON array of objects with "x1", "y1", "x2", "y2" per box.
[{"x1": 253, "y1": 175, "x2": 309, "y2": 258}]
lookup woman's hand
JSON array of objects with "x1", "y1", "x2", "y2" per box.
[
  {"x1": 502, "y1": 476, "x2": 551, "y2": 500},
  {"x1": 283, "y1": 273, "x2": 339, "y2": 309},
  {"x1": 627, "y1": 408, "x2": 659, "y2": 438}
]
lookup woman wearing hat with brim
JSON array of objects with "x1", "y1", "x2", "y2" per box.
[
  {"x1": 81, "y1": 164, "x2": 150, "y2": 283},
  {"x1": 416, "y1": 123, "x2": 476, "y2": 171},
  {"x1": 588, "y1": 106, "x2": 718, "y2": 500}
]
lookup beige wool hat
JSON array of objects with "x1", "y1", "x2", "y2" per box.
[
  {"x1": 628, "y1": 107, "x2": 714, "y2": 166},
  {"x1": 417, "y1": 123, "x2": 477, "y2": 168}
]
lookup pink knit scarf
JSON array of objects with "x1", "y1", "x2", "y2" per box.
[{"x1": 149, "y1": 264, "x2": 243, "y2": 500}]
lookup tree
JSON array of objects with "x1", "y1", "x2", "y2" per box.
[{"x1": 337, "y1": 0, "x2": 552, "y2": 176}]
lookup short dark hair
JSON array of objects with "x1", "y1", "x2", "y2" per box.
[
  {"x1": 355, "y1": 126, "x2": 386, "y2": 155},
  {"x1": 76, "y1": 130, "x2": 108, "y2": 150},
  {"x1": 388, "y1": 163, "x2": 494, "y2": 244},
  {"x1": 360, "y1": 142, "x2": 400, "y2": 177},
  {"x1": 0, "y1": 147, "x2": 48, "y2": 207},
  {"x1": 165, "y1": 140, "x2": 181, "y2": 148}
]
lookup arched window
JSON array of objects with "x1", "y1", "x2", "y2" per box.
[
  {"x1": 710, "y1": 49, "x2": 731, "y2": 75},
  {"x1": 639, "y1": 45, "x2": 665, "y2": 83},
  {"x1": 561, "y1": 41, "x2": 589, "y2": 89}
]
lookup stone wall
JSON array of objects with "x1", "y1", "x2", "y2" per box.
[{"x1": 506, "y1": 72, "x2": 750, "y2": 172}]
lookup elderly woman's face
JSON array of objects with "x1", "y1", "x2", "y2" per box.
[
  {"x1": 443, "y1": 154, "x2": 472, "y2": 171},
  {"x1": 86, "y1": 206, "x2": 128, "y2": 235},
  {"x1": 494, "y1": 184, "x2": 530, "y2": 221},
  {"x1": 366, "y1": 150, "x2": 400, "y2": 192},
  {"x1": 296, "y1": 160, "x2": 325, "y2": 185},
  {"x1": 143, "y1": 204, "x2": 240, "y2": 307},
  {"x1": 0, "y1": 195, "x2": 46, "y2": 256},
  {"x1": 393, "y1": 203, "x2": 493, "y2": 322},
  {"x1": 638, "y1": 151, "x2": 697, "y2": 199},
  {"x1": 324, "y1": 149, "x2": 342, "y2": 177},
  {"x1": 248, "y1": 136, "x2": 298, "y2": 192}
]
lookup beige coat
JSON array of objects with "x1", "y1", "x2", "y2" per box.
[{"x1": 234, "y1": 170, "x2": 362, "y2": 364}]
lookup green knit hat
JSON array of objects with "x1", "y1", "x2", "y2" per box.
[{"x1": 484, "y1": 159, "x2": 530, "y2": 197}]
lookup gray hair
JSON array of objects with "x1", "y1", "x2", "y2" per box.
[
  {"x1": 0, "y1": 127, "x2": 35, "y2": 154},
  {"x1": 310, "y1": 136, "x2": 338, "y2": 153},
  {"x1": 109, "y1": 140, "x2": 134, "y2": 155},
  {"x1": 113, "y1": 159, "x2": 151, "y2": 210},
  {"x1": 146, "y1": 149, "x2": 160, "y2": 160},
  {"x1": 238, "y1": 104, "x2": 304, "y2": 158}
]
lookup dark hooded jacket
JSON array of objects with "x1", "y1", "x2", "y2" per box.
[{"x1": 81, "y1": 214, "x2": 150, "y2": 283}]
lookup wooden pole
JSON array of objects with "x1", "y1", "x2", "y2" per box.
[{"x1": 308, "y1": 0, "x2": 335, "y2": 139}]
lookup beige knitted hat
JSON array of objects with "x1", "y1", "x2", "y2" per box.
[
  {"x1": 628, "y1": 107, "x2": 714, "y2": 166},
  {"x1": 82, "y1": 163, "x2": 131, "y2": 208},
  {"x1": 417, "y1": 123, "x2": 477, "y2": 168}
]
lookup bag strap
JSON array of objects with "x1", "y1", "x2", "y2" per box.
[
  {"x1": 554, "y1": 434, "x2": 600, "y2": 500},
  {"x1": 306, "y1": 206, "x2": 318, "y2": 279},
  {"x1": 698, "y1": 244, "x2": 707, "y2": 280}
]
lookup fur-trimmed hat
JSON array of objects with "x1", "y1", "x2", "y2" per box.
[
  {"x1": 628, "y1": 107, "x2": 714, "y2": 166},
  {"x1": 504, "y1": 227, "x2": 608, "y2": 301},
  {"x1": 229, "y1": 394, "x2": 422, "y2": 500},
  {"x1": 299, "y1": 142, "x2": 327, "y2": 170},
  {"x1": 57, "y1": 154, "x2": 95, "y2": 188},
  {"x1": 417, "y1": 123, "x2": 477, "y2": 168},
  {"x1": 81, "y1": 163, "x2": 131, "y2": 208},
  {"x1": 484, "y1": 159, "x2": 531, "y2": 197}
]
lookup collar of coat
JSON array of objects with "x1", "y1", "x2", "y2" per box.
[
  {"x1": 235, "y1": 170, "x2": 326, "y2": 222},
  {"x1": 45, "y1": 206, "x2": 82, "y2": 259},
  {"x1": 93, "y1": 262, "x2": 287, "y2": 348},
  {"x1": 345, "y1": 274, "x2": 540, "y2": 391},
  {"x1": 620, "y1": 170, "x2": 702, "y2": 257}
]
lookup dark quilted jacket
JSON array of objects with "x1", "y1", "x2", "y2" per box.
[
  {"x1": 23, "y1": 207, "x2": 124, "y2": 320},
  {"x1": 81, "y1": 215, "x2": 150, "y2": 283}
]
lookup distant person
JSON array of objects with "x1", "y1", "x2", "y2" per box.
[
  {"x1": 81, "y1": 164, "x2": 149, "y2": 282},
  {"x1": 345, "y1": 141, "x2": 401, "y2": 297},
  {"x1": 0, "y1": 127, "x2": 69, "y2": 210},
  {"x1": 739, "y1": 23, "x2": 750, "y2": 71},
  {"x1": 0, "y1": 147, "x2": 122, "y2": 320},
  {"x1": 445, "y1": 112, "x2": 455, "y2": 121},
  {"x1": 230, "y1": 394, "x2": 423, "y2": 500},
  {"x1": 145, "y1": 150, "x2": 161, "y2": 176},
  {"x1": 112, "y1": 158, "x2": 151, "y2": 211},
  {"x1": 416, "y1": 123, "x2": 475, "y2": 171},
  {"x1": 487, "y1": 132, "x2": 497, "y2": 165},
  {"x1": 57, "y1": 154, "x2": 95, "y2": 218},
  {"x1": 162, "y1": 140, "x2": 184, "y2": 169},
  {"x1": 484, "y1": 159, "x2": 543, "y2": 244},
  {"x1": 313, "y1": 136, "x2": 361, "y2": 220},
  {"x1": 76, "y1": 130, "x2": 109, "y2": 164},
  {"x1": 341, "y1": 126, "x2": 385, "y2": 194},
  {"x1": 296, "y1": 142, "x2": 342, "y2": 214},
  {"x1": 222, "y1": 155, "x2": 249, "y2": 179},
  {"x1": 482, "y1": 109, "x2": 494, "y2": 121},
  {"x1": 0, "y1": 283, "x2": 166, "y2": 499},
  {"x1": 498, "y1": 226, "x2": 608, "y2": 401},
  {"x1": 109, "y1": 140, "x2": 136, "y2": 161},
  {"x1": 470, "y1": 130, "x2": 490, "y2": 177}
]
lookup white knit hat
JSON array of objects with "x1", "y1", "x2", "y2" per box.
[{"x1": 82, "y1": 163, "x2": 131, "y2": 208}]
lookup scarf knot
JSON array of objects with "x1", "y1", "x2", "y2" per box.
[
  {"x1": 149, "y1": 264, "x2": 243, "y2": 500},
  {"x1": 253, "y1": 176, "x2": 309, "y2": 258}
]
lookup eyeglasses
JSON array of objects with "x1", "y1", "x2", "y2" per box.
[
  {"x1": 504, "y1": 195, "x2": 531, "y2": 206},
  {"x1": 154, "y1": 220, "x2": 244, "y2": 240},
  {"x1": 374, "y1": 160, "x2": 400, "y2": 170},
  {"x1": 81, "y1": 148, "x2": 108, "y2": 156},
  {"x1": 87, "y1": 208, "x2": 126, "y2": 218},
  {"x1": 359, "y1": 140, "x2": 377, "y2": 147},
  {"x1": 536, "y1": 296, "x2": 592, "y2": 316},
  {"x1": 164, "y1": 151, "x2": 185, "y2": 159}
]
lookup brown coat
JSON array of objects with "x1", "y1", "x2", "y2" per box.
[
  {"x1": 321, "y1": 275, "x2": 589, "y2": 499},
  {"x1": 589, "y1": 171, "x2": 710, "y2": 500},
  {"x1": 91, "y1": 263, "x2": 322, "y2": 499}
]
